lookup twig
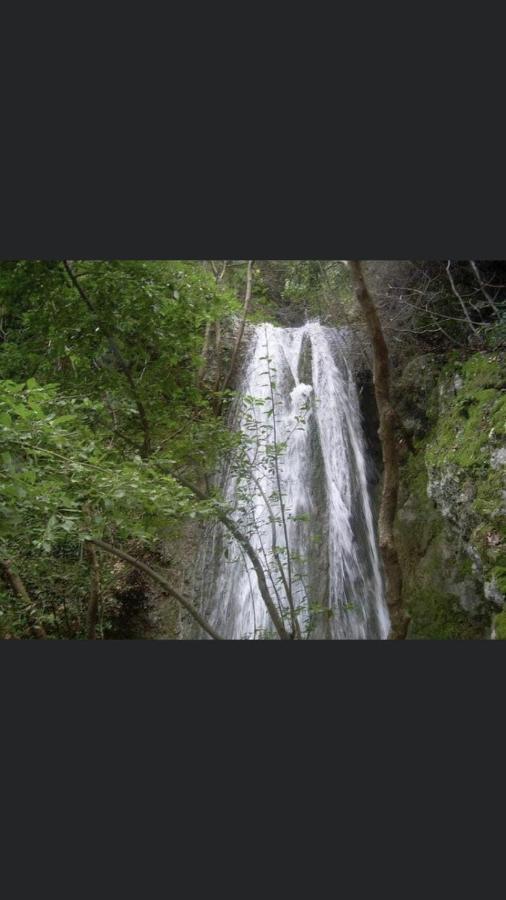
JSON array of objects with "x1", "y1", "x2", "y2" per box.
[
  {"x1": 469, "y1": 261, "x2": 501, "y2": 316},
  {"x1": 446, "y1": 261, "x2": 481, "y2": 339}
]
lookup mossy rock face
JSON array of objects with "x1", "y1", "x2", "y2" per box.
[
  {"x1": 429, "y1": 352, "x2": 505, "y2": 444},
  {"x1": 393, "y1": 353, "x2": 446, "y2": 439},
  {"x1": 396, "y1": 450, "x2": 486, "y2": 638},
  {"x1": 396, "y1": 351, "x2": 505, "y2": 638},
  {"x1": 485, "y1": 565, "x2": 506, "y2": 607},
  {"x1": 408, "y1": 586, "x2": 486, "y2": 640},
  {"x1": 426, "y1": 352, "x2": 505, "y2": 581},
  {"x1": 493, "y1": 610, "x2": 506, "y2": 640}
]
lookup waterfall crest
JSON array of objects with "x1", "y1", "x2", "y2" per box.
[{"x1": 197, "y1": 322, "x2": 390, "y2": 640}]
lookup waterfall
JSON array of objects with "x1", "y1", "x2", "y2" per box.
[{"x1": 197, "y1": 322, "x2": 390, "y2": 640}]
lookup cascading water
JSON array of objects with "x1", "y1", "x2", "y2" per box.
[{"x1": 197, "y1": 322, "x2": 390, "y2": 640}]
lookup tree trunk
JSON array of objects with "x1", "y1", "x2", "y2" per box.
[
  {"x1": 1, "y1": 559, "x2": 47, "y2": 638},
  {"x1": 348, "y1": 261, "x2": 410, "y2": 640}
]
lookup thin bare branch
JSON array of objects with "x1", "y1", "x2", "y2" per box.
[
  {"x1": 469, "y1": 261, "x2": 501, "y2": 316},
  {"x1": 446, "y1": 261, "x2": 481, "y2": 339},
  {"x1": 89, "y1": 539, "x2": 223, "y2": 641}
]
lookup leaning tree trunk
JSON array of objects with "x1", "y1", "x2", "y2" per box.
[
  {"x1": 348, "y1": 261, "x2": 410, "y2": 639},
  {"x1": 1, "y1": 559, "x2": 47, "y2": 638}
]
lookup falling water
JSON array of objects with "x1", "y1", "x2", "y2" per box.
[{"x1": 197, "y1": 322, "x2": 390, "y2": 640}]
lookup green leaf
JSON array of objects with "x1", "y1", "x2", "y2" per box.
[
  {"x1": 61, "y1": 519, "x2": 76, "y2": 533},
  {"x1": 52, "y1": 415, "x2": 77, "y2": 425},
  {"x1": 13, "y1": 405, "x2": 31, "y2": 419}
]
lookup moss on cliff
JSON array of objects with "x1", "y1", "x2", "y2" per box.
[
  {"x1": 493, "y1": 610, "x2": 506, "y2": 639},
  {"x1": 396, "y1": 448, "x2": 485, "y2": 639},
  {"x1": 426, "y1": 354, "x2": 504, "y2": 470},
  {"x1": 396, "y1": 351, "x2": 505, "y2": 639},
  {"x1": 409, "y1": 586, "x2": 485, "y2": 640}
]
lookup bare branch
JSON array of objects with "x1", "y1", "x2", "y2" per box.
[
  {"x1": 469, "y1": 261, "x2": 501, "y2": 316},
  {"x1": 89, "y1": 539, "x2": 224, "y2": 641},
  {"x1": 446, "y1": 261, "x2": 481, "y2": 339}
]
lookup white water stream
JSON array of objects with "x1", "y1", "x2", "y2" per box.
[{"x1": 198, "y1": 322, "x2": 390, "y2": 640}]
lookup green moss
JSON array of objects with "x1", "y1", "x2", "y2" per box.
[
  {"x1": 404, "y1": 443, "x2": 431, "y2": 495},
  {"x1": 397, "y1": 451, "x2": 482, "y2": 638},
  {"x1": 493, "y1": 610, "x2": 506, "y2": 640},
  {"x1": 457, "y1": 353, "x2": 504, "y2": 390},
  {"x1": 491, "y1": 394, "x2": 506, "y2": 435},
  {"x1": 474, "y1": 464, "x2": 506, "y2": 520},
  {"x1": 408, "y1": 586, "x2": 484, "y2": 640},
  {"x1": 426, "y1": 385, "x2": 502, "y2": 469},
  {"x1": 458, "y1": 556, "x2": 474, "y2": 579},
  {"x1": 490, "y1": 566, "x2": 506, "y2": 594},
  {"x1": 396, "y1": 448, "x2": 442, "y2": 557},
  {"x1": 397, "y1": 351, "x2": 505, "y2": 639},
  {"x1": 426, "y1": 351, "x2": 505, "y2": 541}
]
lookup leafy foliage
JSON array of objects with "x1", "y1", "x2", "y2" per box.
[{"x1": 0, "y1": 260, "x2": 239, "y2": 638}]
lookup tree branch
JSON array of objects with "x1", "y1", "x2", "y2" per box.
[
  {"x1": 173, "y1": 476, "x2": 291, "y2": 640},
  {"x1": 62, "y1": 261, "x2": 152, "y2": 457},
  {"x1": 1, "y1": 559, "x2": 47, "y2": 638},
  {"x1": 469, "y1": 261, "x2": 501, "y2": 317},
  {"x1": 89, "y1": 539, "x2": 224, "y2": 641},
  {"x1": 446, "y1": 261, "x2": 481, "y2": 340}
]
